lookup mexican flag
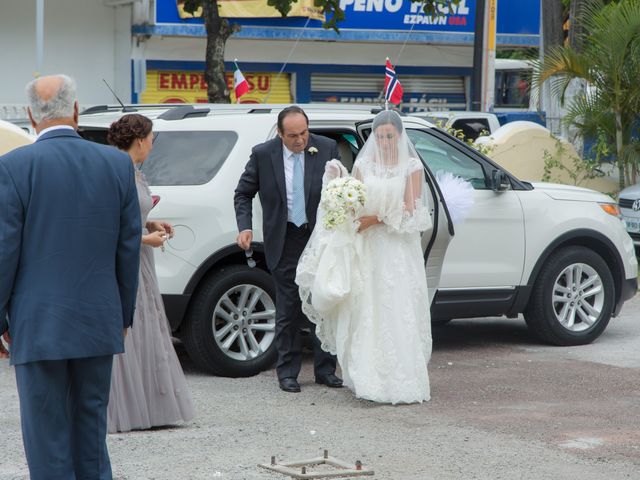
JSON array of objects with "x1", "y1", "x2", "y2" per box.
[{"x1": 233, "y1": 61, "x2": 249, "y2": 102}]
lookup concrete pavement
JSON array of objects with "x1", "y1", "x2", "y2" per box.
[{"x1": 1, "y1": 294, "x2": 639, "y2": 479}]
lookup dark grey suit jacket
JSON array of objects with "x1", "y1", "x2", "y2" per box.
[{"x1": 234, "y1": 133, "x2": 339, "y2": 270}]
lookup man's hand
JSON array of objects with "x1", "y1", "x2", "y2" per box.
[
  {"x1": 124, "y1": 328, "x2": 129, "y2": 339},
  {"x1": 237, "y1": 230, "x2": 253, "y2": 250}
]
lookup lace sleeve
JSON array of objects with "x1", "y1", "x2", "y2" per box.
[
  {"x1": 393, "y1": 200, "x2": 432, "y2": 234},
  {"x1": 382, "y1": 161, "x2": 432, "y2": 234}
]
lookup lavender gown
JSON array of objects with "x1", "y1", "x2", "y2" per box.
[{"x1": 108, "y1": 171, "x2": 195, "y2": 433}]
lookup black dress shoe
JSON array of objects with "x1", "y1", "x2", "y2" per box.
[
  {"x1": 315, "y1": 374, "x2": 343, "y2": 388},
  {"x1": 279, "y1": 377, "x2": 301, "y2": 393}
]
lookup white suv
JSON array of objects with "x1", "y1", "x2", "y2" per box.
[
  {"x1": 78, "y1": 104, "x2": 638, "y2": 377},
  {"x1": 618, "y1": 183, "x2": 640, "y2": 248}
]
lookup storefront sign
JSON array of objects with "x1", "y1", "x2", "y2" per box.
[
  {"x1": 140, "y1": 69, "x2": 292, "y2": 104},
  {"x1": 338, "y1": 0, "x2": 475, "y2": 32},
  {"x1": 175, "y1": 0, "x2": 323, "y2": 20},
  {"x1": 155, "y1": 0, "x2": 539, "y2": 37}
]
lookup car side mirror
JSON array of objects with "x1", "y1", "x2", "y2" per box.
[{"x1": 491, "y1": 169, "x2": 510, "y2": 192}]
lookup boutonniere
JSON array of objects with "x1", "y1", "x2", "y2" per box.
[{"x1": 308, "y1": 146, "x2": 318, "y2": 155}]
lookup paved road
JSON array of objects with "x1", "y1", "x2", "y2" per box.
[{"x1": 1, "y1": 294, "x2": 639, "y2": 480}]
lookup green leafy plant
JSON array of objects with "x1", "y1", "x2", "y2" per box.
[
  {"x1": 541, "y1": 134, "x2": 608, "y2": 189},
  {"x1": 433, "y1": 120, "x2": 495, "y2": 157},
  {"x1": 533, "y1": 0, "x2": 640, "y2": 189}
]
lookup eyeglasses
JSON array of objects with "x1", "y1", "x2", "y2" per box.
[
  {"x1": 376, "y1": 133, "x2": 396, "y2": 140},
  {"x1": 245, "y1": 248, "x2": 256, "y2": 268}
]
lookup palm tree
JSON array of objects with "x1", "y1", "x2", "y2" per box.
[{"x1": 534, "y1": 0, "x2": 640, "y2": 188}]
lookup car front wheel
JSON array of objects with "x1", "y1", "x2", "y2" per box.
[
  {"x1": 182, "y1": 265, "x2": 277, "y2": 377},
  {"x1": 524, "y1": 246, "x2": 615, "y2": 346}
]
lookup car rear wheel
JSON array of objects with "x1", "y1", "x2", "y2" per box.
[
  {"x1": 524, "y1": 246, "x2": 614, "y2": 346},
  {"x1": 182, "y1": 265, "x2": 277, "y2": 376}
]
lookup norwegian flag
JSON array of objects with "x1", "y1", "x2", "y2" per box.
[{"x1": 384, "y1": 58, "x2": 404, "y2": 105}]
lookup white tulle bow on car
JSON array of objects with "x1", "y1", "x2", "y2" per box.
[{"x1": 435, "y1": 171, "x2": 475, "y2": 225}]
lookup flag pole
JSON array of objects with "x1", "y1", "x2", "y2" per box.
[{"x1": 384, "y1": 57, "x2": 389, "y2": 110}]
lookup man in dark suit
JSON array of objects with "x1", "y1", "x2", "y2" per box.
[
  {"x1": 234, "y1": 106, "x2": 343, "y2": 393},
  {"x1": 0, "y1": 75, "x2": 141, "y2": 479}
]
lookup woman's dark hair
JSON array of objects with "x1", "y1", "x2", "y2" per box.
[
  {"x1": 372, "y1": 110, "x2": 403, "y2": 134},
  {"x1": 277, "y1": 106, "x2": 309, "y2": 133},
  {"x1": 107, "y1": 114, "x2": 153, "y2": 150}
]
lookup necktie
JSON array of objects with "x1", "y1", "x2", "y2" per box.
[{"x1": 291, "y1": 152, "x2": 307, "y2": 227}]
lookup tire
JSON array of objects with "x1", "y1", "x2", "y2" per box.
[
  {"x1": 524, "y1": 246, "x2": 615, "y2": 346},
  {"x1": 182, "y1": 265, "x2": 277, "y2": 377}
]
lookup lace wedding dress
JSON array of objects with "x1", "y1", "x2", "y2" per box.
[{"x1": 297, "y1": 111, "x2": 433, "y2": 404}]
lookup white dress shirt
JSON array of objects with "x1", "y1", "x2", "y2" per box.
[
  {"x1": 282, "y1": 144, "x2": 305, "y2": 224},
  {"x1": 37, "y1": 125, "x2": 75, "y2": 139},
  {"x1": 240, "y1": 143, "x2": 306, "y2": 234}
]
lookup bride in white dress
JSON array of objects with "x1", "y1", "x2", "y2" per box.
[{"x1": 296, "y1": 110, "x2": 433, "y2": 404}]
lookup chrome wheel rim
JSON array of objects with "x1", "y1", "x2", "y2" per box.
[
  {"x1": 213, "y1": 284, "x2": 276, "y2": 361},
  {"x1": 552, "y1": 263, "x2": 604, "y2": 332}
]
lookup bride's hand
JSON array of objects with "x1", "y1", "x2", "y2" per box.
[
  {"x1": 322, "y1": 159, "x2": 347, "y2": 185},
  {"x1": 357, "y1": 215, "x2": 380, "y2": 233}
]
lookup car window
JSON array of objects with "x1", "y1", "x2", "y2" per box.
[
  {"x1": 450, "y1": 118, "x2": 491, "y2": 141},
  {"x1": 78, "y1": 128, "x2": 109, "y2": 145},
  {"x1": 310, "y1": 129, "x2": 361, "y2": 173},
  {"x1": 495, "y1": 69, "x2": 531, "y2": 108},
  {"x1": 143, "y1": 131, "x2": 238, "y2": 186},
  {"x1": 406, "y1": 129, "x2": 488, "y2": 189}
]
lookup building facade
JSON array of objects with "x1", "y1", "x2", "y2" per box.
[{"x1": 0, "y1": 0, "x2": 540, "y2": 122}]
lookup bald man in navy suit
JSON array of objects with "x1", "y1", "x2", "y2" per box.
[{"x1": 0, "y1": 75, "x2": 141, "y2": 480}]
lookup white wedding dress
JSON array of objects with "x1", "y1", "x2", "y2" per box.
[{"x1": 297, "y1": 113, "x2": 433, "y2": 404}]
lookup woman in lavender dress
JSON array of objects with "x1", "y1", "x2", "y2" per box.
[{"x1": 106, "y1": 114, "x2": 195, "y2": 433}]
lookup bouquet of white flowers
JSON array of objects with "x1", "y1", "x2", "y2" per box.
[{"x1": 320, "y1": 176, "x2": 367, "y2": 230}]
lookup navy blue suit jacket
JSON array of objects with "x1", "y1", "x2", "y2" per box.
[{"x1": 0, "y1": 128, "x2": 141, "y2": 365}]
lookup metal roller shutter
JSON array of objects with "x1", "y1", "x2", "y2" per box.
[{"x1": 310, "y1": 73, "x2": 466, "y2": 110}]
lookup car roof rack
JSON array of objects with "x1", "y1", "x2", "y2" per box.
[
  {"x1": 79, "y1": 102, "x2": 391, "y2": 118},
  {"x1": 80, "y1": 105, "x2": 113, "y2": 115},
  {"x1": 157, "y1": 105, "x2": 211, "y2": 120},
  {"x1": 79, "y1": 104, "x2": 192, "y2": 116}
]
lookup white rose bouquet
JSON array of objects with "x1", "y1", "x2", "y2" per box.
[{"x1": 320, "y1": 176, "x2": 367, "y2": 230}]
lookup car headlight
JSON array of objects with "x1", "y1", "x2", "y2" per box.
[{"x1": 599, "y1": 203, "x2": 622, "y2": 218}]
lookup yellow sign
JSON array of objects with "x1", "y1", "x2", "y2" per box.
[
  {"x1": 487, "y1": 0, "x2": 497, "y2": 51},
  {"x1": 176, "y1": 0, "x2": 324, "y2": 20},
  {"x1": 140, "y1": 70, "x2": 292, "y2": 104}
]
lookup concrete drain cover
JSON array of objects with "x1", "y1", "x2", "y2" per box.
[{"x1": 258, "y1": 450, "x2": 374, "y2": 479}]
